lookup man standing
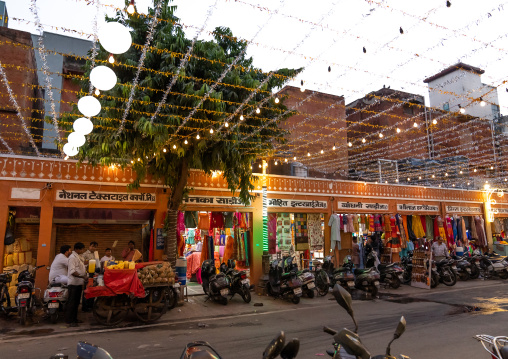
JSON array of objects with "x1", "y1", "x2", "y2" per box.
[
  {"x1": 65, "y1": 242, "x2": 87, "y2": 327},
  {"x1": 49, "y1": 245, "x2": 71, "y2": 285},
  {"x1": 432, "y1": 236, "x2": 449, "y2": 262},
  {"x1": 82, "y1": 241, "x2": 98, "y2": 265}
]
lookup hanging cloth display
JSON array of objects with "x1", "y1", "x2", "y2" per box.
[
  {"x1": 353, "y1": 214, "x2": 360, "y2": 233},
  {"x1": 224, "y1": 212, "x2": 234, "y2": 228},
  {"x1": 223, "y1": 236, "x2": 235, "y2": 264},
  {"x1": 184, "y1": 211, "x2": 199, "y2": 228},
  {"x1": 470, "y1": 216, "x2": 478, "y2": 240},
  {"x1": 461, "y1": 217, "x2": 468, "y2": 245},
  {"x1": 420, "y1": 215, "x2": 427, "y2": 234},
  {"x1": 243, "y1": 231, "x2": 250, "y2": 266},
  {"x1": 475, "y1": 216, "x2": 488, "y2": 247},
  {"x1": 433, "y1": 217, "x2": 440, "y2": 241},
  {"x1": 425, "y1": 216, "x2": 434, "y2": 241},
  {"x1": 294, "y1": 213, "x2": 309, "y2": 251},
  {"x1": 406, "y1": 215, "x2": 417, "y2": 241},
  {"x1": 198, "y1": 212, "x2": 210, "y2": 230},
  {"x1": 343, "y1": 214, "x2": 348, "y2": 232},
  {"x1": 451, "y1": 216, "x2": 458, "y2": 241},
  {"x1": 308, "y1": 213, "x2": 324, "y2": 250},
  {"x1": 412, "y1": 214, "x2": 426, "y2": 238},
  {"x1": 368, "y1": 214, "x2": 375, "y2": 232},
  {"x1": 210, "y1": 212, "x2": 224, "y2": 229},
  {"x1": 268, "y1": 213, "x2": 278, "y2": 254},
  {"x1": 328, "y1": 213, "x2": 342, "y2": 250},
  {"x1": 436, "y1": 216, "x2": 447, "y2": 241},
  {"x1": 456, "y1": 216, "x2": 463, "y2": 243},
  {"x1": 384, "y1": 214, "x2": 392, "y2": 233},
  {"x1": 346, "y1": 214, "x2": 355, "y2": 232}
]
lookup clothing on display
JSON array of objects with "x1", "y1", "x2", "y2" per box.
[
  {"x1": 224, "y1": 212, "x2": 234, "y2": 228},
  {"x1": 425, "y1": 216, "x2": 434, "y2": 241},
  {"x1": 475, "y1": 216, "x2": 488, "y2": 247},
  {"x1": 374, "y1": 214, "x2": 382, "y2": 232},
  {"x1": 353, "y1": 214, "x2": 360, "y2": 232},
  {"x1": 184, "y1": 211, "x2": 199, "y2": 228},
  {"x1": 412, "y1": 214, "x2": 425, "y2": 238},
  {"x1": 294, "y1": 213, "x2": 309, "y2": 251},
  {"x1": 277, "y1": 213, "x2": 292, "y2": 250},
  {"x1": 406, "y1": 215, "x2": 416, "y2": 241},
  {"x1": 268, "y1": 213, "x2": 278, "y2": 254},
  {"x1": 347, "y1": 214, "x2": 355, "y2": 232},
  {"x1": 308, "y1": 213, "x2": 324, "y2": 250},
  {"x1": 198, "y1": 212, "x2": 210, "y2": 230},
  {"x1": 328, "y1": 213, "x2": 342, "y2": 250},
  {"x1": 436, "y1": 216, "x2": 447, "y2": 241}
]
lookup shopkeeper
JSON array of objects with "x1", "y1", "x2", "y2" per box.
[
  {"x1": 122, "y1": 240, "x2": 143, "y2": 262},
  {"x1": 431, "y1": 236, "x2": 449, "y2": 262}
]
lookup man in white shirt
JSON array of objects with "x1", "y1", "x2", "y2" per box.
[
  {"x1": 48, "y1": 245, "x2": 71, "y2": 285},
  {"x1": 65, "y1": 242, "x2": 88, "y2": 327},
  {"x1": 432, "y1": 236, "x2": 449, "y2": 262},
  {"x1": 81, "y1": 241, "x2": 98, "y2": 312}
]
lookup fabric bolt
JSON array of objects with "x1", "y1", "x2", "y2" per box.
[
  {"x1": 433, "y1": 217, "x2": 440, "y2": 240},
  {"x1": 470, "y1": 216, "x2": 478, "y2": 240},
  {"x1": 384, "y1": 214, "x2": 392, "y2": 233},
  {"x1": 186, "y1": 229, "x2": 195, "y2": 244},
  {"x1": 184, "y1": 211, "x2": 199, "y2": 228},
  {"x1": 328, "y1": 214, "x2": 342, "y2": 250},
  {"x1": 374, "y1": 214, "x2": 382, "y2": 232},
  {"x1": 369, "y1": 215, "x2": 375, "y2": 232},
  {"x1": 268, "y1": 213, "x2": 278, "y2": 254},
  {"x1": 198, "y1": 212, "x2": 210, "y2": 230},
  {"x1": 347, "y1": 214, "x2": 355, "y2": 232},
  {"x1": 475, "y1": 217, "x2": 488, "y2": 247},
  {"x1": 308, "y1": 213, "x2": 324, "y2": 249},
  {"x1": 199, "y1": 235, "x2": 209, "y2": 265},
  {"x1": 243, "y1": 231, "x2": 250, "y2": 266},
  {"x1": 210, "y1": 212, "x2": 224, "y2": 229},
  {"x1": 277, "y1": 213, "x2": 292, "y2": 250},
  {"x1": 406, "y1": 215, "x2": 417, "y2": 241},
  {"x1": 237, "y1": 230, "x2": 245, "y2": 261},
  {"x1": 425, "y1": 216, "x2": 434, "y2": 241},
  {"x1": 353, "y1": 214, "x2": 360, "y2": 232},
  {"x1": 412, "y1": 215, "x2": 426, "y2": 238},
  {"x1": 343, "y1": 214, "x2": 348, "y2": 232},
  {"x1": 420, "y1": 215, "x2": 427, "y2": 234},
  {"x1": 244, "y1": 213, "x2": 250, "y2": 229},
  {"x1": 224, "y1": 212, "x2": 234, "y2": 228}
]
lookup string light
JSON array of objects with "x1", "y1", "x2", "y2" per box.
[
  {"x1": 300, "y1": 80, "x2": 305, "y2": 92},
  {"x1": 240, "y1": 115, "x2": 244, "y2": 121},
  {"x1": 362, "y1": 138, "x2": 366, "y2": 143},
  {"x1": 419, "y1": 176, "x2": 422, "y2": 179},
  {"x1": 385, "y1": 181, "x2": 388, "y2": 184},
  {"x1": 459, "y1": 104, "x2": 465, "y2": 114},
  {"x1": 284, "y1": 158, "x2": 288, "y2": 162},
  {"x1": 452, "y1": 184, "x2": 455, "y2": 187},
  {"x1": 172, "y1": 144, "x2": 176, "y2": 149},
  {"x1": 396, "y1": 128, "x2": 401, "y2": 133},
  {"x1": 348, "y1": 142, "x2": 352, "y2": 147},
  {"x1": 332, "y1": 143, "x2": 336, "y2": 150},
  {"x1": 320, "y1": 149, "x2": 324, "y2": 154},
  {"x1": 127, "y1": 0, "x2": 135, "y2": 14},
  {"x1": 196, "y1": 133, "x2": 200, "y2": 139},
  {"x1": 490, "y1": 166, "x2": 494, "y2": 170},
  {"x1": 505, "y1": 178, "x2": 508, "y2": 182},
  {"x1": 474, "y1": 168, "x2": 477, "y2": 172},
  {"x1": 459, "y1": 170, "x2": 463, "y2": 174},
  {"x1": 210, "y1": 128, "x2": 214, "y2": 134},
  {"x1": 432, "y1": 174, "x2": 435, "y2": 178},
  {"x1": 64, "y1": 155, "x2": 69, "y2": 160},
  {"x1": 379, "y1": 133, "x2": 384, "y2": 138},
  {"x1": 130, "y1": 160, "x2": 134, "y2": 164},
  {"x1": 467, "y1": 182, "x2": 470, "y2": 185},
  {"x1": 259, "y1": 164, "x2": 262, "y2": 168},
  {"x1": 184, "y1": 139, "x2": 188, "y2": 144},
  {"x1": 256, "y1": 108, "x2": 261, "y2": 114},
  {"x1": 445, "y1": 172, "x2": 448, "y2": 176},
  {"x1": 413, "y1": 122, "x2": 418, "y2": 128},
  {"x1": 407, "y1": 177, "x2": 410, "y2": 181},
  {"x1": 432, "y1": 119, "x2": 437, "y2": 125},
  {"x1": 293, "y1": 156, "x2": 296, "y2": 160},
  {"x1": 137, "y1": 158, "x2": 141, "y2": 161},
  {"x1": 307, "y1": 152, "x2": 311, "y2": 157},
  {"x1": 275, "y1": 161, "x2": 278, "y2": 165},
  {"x1": 274, "y1": 98, "x2": 279, "y2": 104},
  {"x1": 480, "y1": 97, "x2": 486, "y2": 107},
  {"x1": 395, "y1": 179, "x2": 399, "y2": 182},
  {"x1": 163, "y1": 148, "x2": 167, "y2": 153},
  {"x1": 108, "y1": 54, "x2": 115, "y2": 64},
  {"x1": 94, "y1": 88, "x2": 100, "y2": 96}
]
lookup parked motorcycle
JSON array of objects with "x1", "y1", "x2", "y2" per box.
[
  {"x1": 475, "y1": 335, "x2": 508, "y2": 359},
  {"x1": 479, "y1": 253, "x2": 508, "y2": 280},
  {"x1": 43, "y1": 282, "x2": 69, "y2": 324},
  {"x1": 435, "y1": 258, "x2": 457, "y2": 286},
  {"x1": 201, "y1": 259, "x2": 230, "y2": 305},
  {"x1": 324, "y1": 284, "x2": 410, "y2": 358},
  {"x1": 315, "y1": 256, "x2": 355, "y2": 296},
  {"x1": 452, "y1": 255, "x2": 473, "y2": 281},
  {"x1": 267, "y1": 258, "x2": 303, "y2": 304},
  {"x1": 400, "y1": 252, "x2": 413, "y2": 284},
  {"x1": 0, "y1": 270, "x2": 17, "y2": 315},
  {"x1": 465, "y1": 254, "x2": 482, "y2": 279},
  {"x1": 16, "y1": 265, "x2": 45, "y2": 325},
  {"x1": 367, "y1": 251, "x2": 403, "y2": 289},
  {"x1": 219, "y1": 259, "x2": 251, "y2": 303},
  {"x1": 282, "y1": 256, "x2": 316, "y2": 298}
]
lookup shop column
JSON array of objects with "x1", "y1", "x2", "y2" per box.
[
  {"x1": 484, "y1": 201, "x2": 494, "y2": 251},
  {"x1": 34, "y1": 195, "x2": 54, "y2": 292},
  {"x1": 0, "y1": 188, "x2": 8, "y2": 272},
  {"x1": 153, "y1": 196, "x2": 168, "y2": 261}
]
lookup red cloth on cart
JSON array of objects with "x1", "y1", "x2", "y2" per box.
[{"x1": 84, "y1": 269, "x2": 145, "y2": 299}]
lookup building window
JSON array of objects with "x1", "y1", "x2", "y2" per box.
[
  {"x1": 403, "y1": 104, "x2": 413, "y2": 115},
  {"x1": 443, "y1": 103, "x2": 449, "y2": 111},
  {"x1": 492, "y1": 104, "x2": 500, "y2": 118}
]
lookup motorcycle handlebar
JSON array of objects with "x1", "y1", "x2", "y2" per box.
[{"x1": 323, "y1": 326, "x2": 338, "y2": 336}]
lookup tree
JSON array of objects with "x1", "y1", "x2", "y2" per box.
[{"x1": 60, "y1": 0, "x2": 301, "y2": 265}]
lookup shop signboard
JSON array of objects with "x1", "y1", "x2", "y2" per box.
[
  {"x1": 337, "y1": 201, "x2": 389, "y2": 211},
  {"x1": 493, "y1": 207, "x2": 508, "y2": 214},
  {"x1": 155, "y1": 228, "x2": 164, "y2": 250},
  {"x1": 268, "y1": 198, "x2": 327, "y2": 209},
  {"x1": 397, "y1": 203, "x2": 439, "y2": 212},
  {"x1": 445, "y1": 205, "x2": 482, "y2": 214},
  {"x1": 181, "y1": 196, "x2": 250, "y2": 206},
  {"x1": 56, "y1": 190, "x2": 155, "y2": 203}
]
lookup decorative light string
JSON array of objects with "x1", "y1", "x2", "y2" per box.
[{"x1": 87, "y1": 0, "x2": 101, "y2": 95}]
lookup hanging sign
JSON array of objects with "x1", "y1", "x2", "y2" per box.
[
  {"x1": 268, "y1": 198, "x2": 327, "y2": 209},
  {"x1": 56, "y1": 190, "x2": 155, "y2": 203},
  {"x1": 493, "y1": 207, "x2": 508, "y2": 214},
  {"x1": 337, "y1": 201, "x2": 389, "y2": 211},
  {"x1": 446, "y1": 205, "x2": 482, "y2": 214},
  {"x1": 155, "y1": 228, "x2": 164, "y2": 250},
  {"x1": 182, "y1": 196, "x2": 250, "y2": 206},
  {"x1": 397, "y1": 203, "x2": 439, "y2": 212}
]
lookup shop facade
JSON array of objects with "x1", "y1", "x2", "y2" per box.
[{"x1": 0, "y1": 155, "x2": 504, "y2": 291}]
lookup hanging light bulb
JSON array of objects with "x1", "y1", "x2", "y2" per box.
[
  {"x1": 459, "y1": 104, "x2": 465, "y2": 114},
  {"x1": 348, "y1": 142, "x2": 352, "y2": 147},
  {"x1": 505, "y1": 178, "x2": 508, "y2": 182},
  {"x1": 446, "y1": 0, "x2": 451, "y2": 7},
  {"x1": 184, "y1": 139, "x2": 188, "y2": 145},
  {"x1": 459, "y1": 170, "x2": 463, "y2": 174},
  {"x1": 225, "y1": 122, "x2": 229, "y2": 128},
  {"x1": 328, "y1": 66, "x2": 331, "y2": 72},
  {"x1": 163, "y1": 148, "x2": 167, "y2": 153},
  {"x1": 480, "y1": 97, "x2": 486, "y2": 107},
  {"x1": 467, "y1": 182, "x2": 470, "y2": 185},
  {"x1": 445, "y1": 172, "x2": 448, "y2": 176},
  {"x1": 399, "y1": 27, "x2": 404, "y2": 34},
  {"x1": 293, "y1": 156, "x2": 296, "y2": 161},
  {"x1": 320, "y1": 149, "x2": 324, "y2": 154},
  {"x1": 432, "y1": 119, "x2": 437, "y2": 125},
  {"x1": 307, "y1": 152, "x2": 310, "y2": 157},
  {"x1": 64, "y1": 155, "x2": 69, "y2": 160},
  {"x1": 439, "y1": 184, "x2": 442, "y2": 187},
  {"x1": 300, "y1": 80, "x2": 305, "y2": 92},
  {"x1": 172, "y1": 144, "x2": 177, "y2": 149},
  {"x1": 275, "y1": 98, "x2": 280, "y2": 104},
  {"x1": 395, "y1": 179, "x2": 399, "y2": 182},
  {"x1": 362, "y1": 138, "x2": 366, "y2": 143},
  {"x1": 395, "y1": 128, "x2": 401, "y2": 133},
  {"x1": 210, "y1": 128, "x2": 214, "y2": 134},
  {"x1": 137, "y1": 158, "x2": 141, "y2": 161},
  {"x1": 284, "y1": 158, "x2": 288, "y2": 163},
  {"x1": 275, "y1": 161, "x2": 278, "y2": 165},
  {"x1": 94, "y1": 88, "x2": 100, "y2": 96},
  {"x1": 127, "y1": 0, "x2": 135, "y2": 14},
  {"x1": 332, "y1": 143, "x2": 336, "y2": 150},
  {"x1": 130, "y1": 160, "x2": 134, "y2": 164},
  {"x1": 413, "y1": 122, "x2": 418, "y2": 128},
  {"x1": 256, "y1": 108, "x2": 261, "y2": 114},
  {"x1": 240, "y1": 115, "x2": 244, "y2": 121},
  {"x1": 196, "y1": 133, "x2": 200, "y2": 139},
  {"x1": 452, "y1": 184, "x2": 455, "y2": 187},
  {"x1": 490, "y1": 166, "x2": 494, "y2": 170},
  {"x1": 385, "y1": 181, "x2": 388, "y2": 184},
  {"x1": 432, "y1": 174, "x2": 435, "y2": 178},
  {"x1": 259, "y1": 164, "x2": 262, "y2": 168},
  {"x1": 474, "y1": 168, "x2": 477, "y2": 172},
  {"x1": 108, "y1": 54, "x2": 115, "y2": 64},
  {"x1": 379, "y1": 133, "x2": 384, "y2": 138}
]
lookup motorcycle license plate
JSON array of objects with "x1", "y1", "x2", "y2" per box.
[
  {"x1": 293, "y1": 287, "x2": 302, "y2": 296},
  {"x1": 466, "y1": 268, "x2": 471, "y2": 273},
  {"x1": 18, "y1": 293, "x2": 30, "y2": 299},
  {"x1": 374, "y1": 281, "x2": 380, "y2": 286},
  {"x1": 347, "y1": 281, "x2": 355, "y2": 287},
  {"x1": 307, "y1": 282, "x2": 315, "y2": 289},
  {"x1": 241, "y1": 279, "x2": 250, "y2": 285},
  {"x1": 452, "y1": 266, "x2": 457, "y2": 270},
  {"x1": 48, "y1": 302, "x2": 59, "y2": 309},
  {"x1": 220, "y1": 288, "x2": 229, "y2": 297}
]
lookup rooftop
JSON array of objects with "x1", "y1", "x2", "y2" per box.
[{"x1": 423, "y1": 62, "x2": 485, "y2": 83}]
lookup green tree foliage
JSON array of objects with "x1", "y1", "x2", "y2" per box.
[{"x1": 60, "y1": 0, "x2": 301, "y2": 262}]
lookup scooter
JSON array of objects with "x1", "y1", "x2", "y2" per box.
[
  {"x1": 219, "y1": 259, "x2": 251, "y2": 303},
  {"x1": 435, "y1": 258, "x2": 457, "y2": 286},
  {"x1": 475, "y1": 335, "x2": 508, "y2": 359},
  {"x1": 43, "y1": 282, "x2": 69, "y2": 324},
  {"x1": 400, "y1": 251, "x2": 413, "y2": 284},
  {"x1": 324, "y1": 284, "x2": 410, "y2": 358},
  {"x1": 315, "y1": 256, "x2": 355, "y2": 296},
  {"x1": 282, "y1": 256, "x2": 316, "y2": 298},
  {"x1": 0, "y1": 270, "x2": 17, "y2": 315},
  {"x1": 479, "y1": 253, "x2": 508, "y2": 280},
  {"x1": 368, "y1": 251, "x2": 403, "y2": 289},
  {"x1": 452, "y1": 255, "x2": 473, "y2": 281},
  {"x1": 267, "y1": 258, "x2": 303, "y2": 304},
  {"x1": 201, "y1": 259, "x2": 230, "y2": 305},
  {"x1": 16, "y1": 265, "x2": 45, "y2": 325}
]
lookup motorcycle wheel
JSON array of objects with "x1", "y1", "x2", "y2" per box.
[
  {"x1": 469, "y1": 265, "x2": 480, "y2": 280},
  {"x1": 219, "y1": 296, "x2": 228, "y2": 306},
  {"x1": 19, "y1": 306, "x2": 26, "y2": 325},
  {"x1": 241, "y1": 286, "x2": 252, "y2": 303},
  {"x1": 50, "y1": 312, "x2": 58, "y2": 324},
  {"x1": 166, "y1": 287, "x2": 178, "y2": 310},
  {"x1": 366, "y1": 285, "x2": 378, "y2": 298},
  {"x1": 291, "y1": 295, "x2": 300, "y2": 304},
  {"x1": 402, "y1": 270, "x2": 412, "y2": 284},
  {"x1": 315, "y1": 270, "x2": 329, "y2": 297},
  {"x1": 306, "y1": 289, "x2": 315, "y2": 298},
  {"x1": 459, "y1": 270, "x2": 470, "y2": 281},
  {"x1": 266, "y1": 282, "x2": 274, "y2": 296},
  {"x1": 390, "y1": 276, "x2": 401, "y2": 289},
  {"x1": 442, "y1": 269, "x2": 457, "y2": 286},
  {"x1": 0, "y1": 286, "x2": 8, "y2": 316},
  {"x1": 431, "y1": 272, "x2": 439, "y2": 288},
  {"x1": 498, "y1": 271, "x2": 508, "y2": 280}
]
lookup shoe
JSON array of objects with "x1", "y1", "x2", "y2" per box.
[{"x1": 69, "y1": 323, "x2": 79, "y2": 327}]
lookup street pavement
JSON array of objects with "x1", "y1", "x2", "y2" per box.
[{"x1": 1, "y1": 279, "x2": 508, "y2": 358}]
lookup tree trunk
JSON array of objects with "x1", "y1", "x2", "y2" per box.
[{"x1": 165, "y1": 157, "x2": 189, "y2": 268}]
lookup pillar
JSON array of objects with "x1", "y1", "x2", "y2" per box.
[
  {"x1": 484, "y1": 201, "x2": 494, "y2": 251},
  {"x1": 154, "y1": 190, "x2": 169, "y2": 261},
  {"x1": 34, "y1": 195, "x2": 54, "y2": 292},
  {"x1": 251, "y1": 189, "x2": 264, "y2": 285},
  {"x1": 0, "y1": 188, "x2": 9, "y2": 273}
]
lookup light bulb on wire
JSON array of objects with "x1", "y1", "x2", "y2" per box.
[
  {"x1": 379, "y1": 133, "x2": 384, "y2": 138},
  {"x1": 196, "y1": 133, "x2": 200, "y2": 140},
  {"x1": 293, "y1": 156, "x2": 296, "y2": 161},
  {"x1": 396, "y1": 128, "x2": 401, "y2": 133},
  {"x1": 413, "y1": 122, "x2": 418, "y2": 128},
  {"x1": 332, "y1": 143, "x2": 336, "y2": 150},
  {"x1": 108, "y1": 54, "x2": 115, "y2": 64},
  {"x1": 284, "y1": 158, "x2": 288, "y2": 163},
  {"x1": 184, "y1": 139, "x2": 188, "y2": 145},
  {"x1": 307, "y1": 152, "x2": 310, "y2": 157},
  {"x1": 274, "y1": 98, "x2": 279, "y2": 104},
  {"x1": 348, "y1": 142, "x2": 352, "y2": 147},
  {"x1": 320, "y1": 149, "x2": 324, "y2": 154},
  {"x1": 210, "y1": 128, "x2": 214, "y2": 134},
  {"x1": 163, "y1": 148, "x2": 167, "y2": 153},
  {"x1": 459, "y1": 105, "x2": 465, "y2": 114},
  {"x1": 256, "y1": 108, "x2": 260, "y2": 114},
  {"x1": 432, "y1": 119, "x2": 437, "y2": 125},
  {"x1": 362, "y1": 138, "x2": 366, "y2": 143},
  {"x1": 225, "y1": 122, "x2": 229, "y2": 128},
  {"x1": 94, "y1": 88, "x2": 100, "y2": 96},
  {"x1": 480, "y1": 97, "x2": 486, "y2": 107},
  {"x1": 127, "y1": 0, "x2": 135, "y2": 14},
  {"x1": 172, "y1": 144, "x2": 176, "y2": 149},
  {"x1": 474, "y1": 168, "x2": 477, "y2": 172},
  {"x1": 240, "y1": 115, "x2": 244, "y2": 121}
]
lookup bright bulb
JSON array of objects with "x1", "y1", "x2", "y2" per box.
[
  {"x1": 68, "y1": 132, "x2": 86, "y2": 147},
  {"x1": 332, "y1": 145, "x2": 336, "y2": 150},
  {"x1": 445, "y1": 173, "x2": 448, "y2": 176},
  {"x1": 379, "y1": 133, "x2": 384, "y2": 138},
  {"x1": 127, "y1": 3, "x2": 135, "y2": 14},
  {"x1": 275, "y1": 161, "x2": 278, "y2": 165},
  {"x1": 396, "y1": 128, "x2": 401, "y2": 133},
  {"x1": 485, "y1": 184, "x2": 491, "y2": 190},
  {"x1": 63, "y1": 143, "x2": 78, "y2": 157},
  {"x1": 90, "y1": 66, "x2": 117, "y2": 91},
  {"x1": 419, "y1": 176, "x2": 422, "y2": 179},
  {"x1": 480, "y1": 100, "x2": 486, "y2": 107},
  {"x1": 300, "y1": 87, "x2": 305, "y2": 92},
  {"x1": 64, "y1": 155, "x2": 69, "y2": 160},
  {"x1": 362, "y1": 138, "x2": 366, "y2": 143},
  {"x1": 108, "y1": 54, "x2": 115, "y2": 64},
  {"x1": 320, "y1": 149, "x2": 324, "y2": 154},
  {"x1": 173, "y1": 145, "x2": 176, "y2": 149},
  {"x1": 94, "y1": 88, "x2": 100, "y2": 96},
  {"x1": 413, "y1": 122, "x2": 418, "y2": 128},
  {"x1": 73, "y1": 117, "x2": 93, "y2": 135},
  {"x1": 293, "y1": 156, "x2": 296, "y2": 160},
  {"x1": 78, "y1": 96, "x2": 101, "y2": 117},
  {"x1": 259, "y1": 164, "x2": 262, "y2": 168},
  {"x1": 98, "y1": 22, "x2": 132, "y2": 55},
  {"x1": 474, "y1": 169, "x2": 477, "y2": 172},
  {"x1": 432, "y1": 174, "x2": 435, "y2": 178},
  {"x1": 432, "y1": 119, "x2": 437, "y2": 125},
  {"x1": 459, "y1": 170, "x2": 463, "y2": 174},
  {"x1": 491, "y1": 166, "x2": 494, "y2": 170},
  {"x1": 284, "y1": 158, "x2": 288, "y2": 162},
  {"x1": 395, "y1": 179, "x2": 399, "y2": 182},
  {"x1": 348, "y1": 142, "x2": 352, "y2": 147},
  {"x1": 240, "y1": 115, "x2": 244, "y2": 121},
  {"x1": 275, "y1": 98, "x2": 279, "y2": 104},
  {"x1": 196, "y1": 134, "x2": 200, "y2": 139},
  {"x1": 459, "y1": 108, "x2": 465, "y2": 114},
  {"x1": 256, "y1": 108, "x2": 260, "y2": 114},
  {"x1": 407, "y1": 178, "x2": 410, "y2": 181},
  {"x1": 225, "y1": 122, "x2": 229, "y2": 128},
  {"x1": 163, "y1": 148, "x2": 167, "y2": 153},
  {"x1": 307, "y1": 152, "x2": 310, "y2": 157},
  {"x1": 184, "y1": 139, "x2": 188, "y2": 145},
  {"x1": 210, "y1": 128, "x2": 214, "y2": 134}
]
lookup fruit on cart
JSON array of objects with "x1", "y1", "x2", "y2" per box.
[{"x1": 137, "y1": 262, "x2": 175, "y2": 286}]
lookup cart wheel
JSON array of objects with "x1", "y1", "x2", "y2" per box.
[
  {"x1": 93, "y1": 296, "x2": 128, "y2": 326},
  {"x1": 133, "y1": 288, "x2": 167, "y2": 323}
]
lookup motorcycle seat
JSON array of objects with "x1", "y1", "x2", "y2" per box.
[
  {"x1": 49, "y1": 283, "x2": 63, "y2": 288},
  {"x1": 354, "y1": 268, "x2": 372, "y2": 275},
  {"x1": 281, "y1": 272, "x2": 292, "y2": 280},
  {"x1": 301, "y1": 268, "x2": 310, "y2": 273},
  {"x1": 378, "y1": 264, "x2": 394, "y2": 271}
]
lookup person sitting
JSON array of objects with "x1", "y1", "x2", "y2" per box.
[
  {"x1": 122, "y1": 240, "x2": 142, "y2": 262},
  {"x1": 100, "y1": 248, "x2": 115, "y2": 266},
  {"x1": 49, "y1": 245, "x2": 72, "y2": 285}
]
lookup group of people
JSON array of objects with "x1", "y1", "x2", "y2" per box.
[{"x1": 48, "y1": 240, "x2": 141, "y2": 327}]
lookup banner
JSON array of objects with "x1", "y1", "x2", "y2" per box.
[
  {"x1": 337, "y1": 201, "x2": 389, "y2": 211},
  {"x1": 446, "y1": 205, "x2": 482, "y2": 214},
  {"x1": 155, "y1": 228, "x2": 164, "y2": 250},
  {"x1": 56, "y1": 190, "x2": 155, "y2": 203},
  {"x1": 397, "y1": 203, "x2": 439, "y2": 212},
  {"x1": 493, "y1": 207, "x2": 508, "y2": 214},
  {"x1": 268, "y1": 198, "x2": 327, "y2": 209},
  {"x1": 182, "y1": 196, "x2": 250, "y2": 206}
]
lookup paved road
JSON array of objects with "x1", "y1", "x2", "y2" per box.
[{"x1": 1, "y1": 279, "x2": 508, "y2": 358}]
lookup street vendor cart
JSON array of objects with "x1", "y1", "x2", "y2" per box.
[{"x1": 84, "y1": 261, "x2": 179, "y2": 326}]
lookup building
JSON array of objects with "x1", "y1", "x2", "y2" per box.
[{"x1": 424, "y1": 62, "x2": 501, "y2": 121}]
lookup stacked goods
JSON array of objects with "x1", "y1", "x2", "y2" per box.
[
  {"x1": 104, "y1": 261, "x2": 137, "y2": 270},
  {"x1": 3, "y1": 238, "x2": 34, "y2": 267},
  {"x1": 137, "y1": 262, "x2": 175, "y2": 286}
]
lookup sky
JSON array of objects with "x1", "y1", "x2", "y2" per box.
[{"x1": 4, "y1": 0, "x2": 508, "y2": 114}]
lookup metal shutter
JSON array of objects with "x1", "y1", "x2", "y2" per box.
[{"x1": 14, "y1": 223, "x2": 39, "y2": 261}]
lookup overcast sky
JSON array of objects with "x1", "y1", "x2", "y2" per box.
[{"x1": 4, "y1": 0, "x2": 508, "y2": 113}]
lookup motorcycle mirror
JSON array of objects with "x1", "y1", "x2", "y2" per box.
[
  {"x1": 334, "y1": 329, "x2": 371, "y2": 359},
  {"x1": 262, "y1": 331, "x2": 285, "y2": 359},
  {"x1": 280, "y1": 338, "x2": 300, "y2": 359},
  {"x1": 332, "y1": 284, "x2": 358, "y2": 333},
  {"x1": 386, "y1": 316, "x2": 406, "y2": 356},
  {"x1": 77, "y1": 342, "x2": 113, "y2": 359}
]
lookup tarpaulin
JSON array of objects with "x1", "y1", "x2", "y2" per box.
[{"x1": 84, "y1": 269, "x2": 145, "y2": 299}]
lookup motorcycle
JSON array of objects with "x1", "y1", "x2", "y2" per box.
[
  {"x1": 16, "y1": 265, "x2": 45, "y2": 325},
  {"x1": 282, "y1": 256, "x2": 316, "y2": 298},
  {"x1": 219, "y1": 259, "x2": 251, "y2": 303},
  {"x1": 464, "y1": 254, "x2": 482, "y2": 279},
  {"x1": 400, "y1": 252, "x2": 413, "y2": 284},
  {"x1": 0, "y1": 270, "x2": 17, "y2": 315},
  {"x1": 315, "y1": 256, "x2": 355, "y2": 296},
  {"x1": 267, "y1": 258, "x2": 303, "y2": 304},
  {"x1": 479, "y1": 253, "x2": 508, "y2": 280},
  {"x1": 43, "y1": 282, "x2": 69, "y2": 324},
  {"x1": 452, "y1": 255, "x2": 473, "y2": 281},
  {"x1": 475, "y1": 335, "x2": 508, "y2": 359},
  {"x1": 368, "y1": 252, "x2": 403, "y2": 289},
  {"x1": 324, "y1": 284, "x2": 410, "y2": 359},
  {"x1": 435, "y1": 258, "x2": 457, "y2": 286},
  {"x1": 201, "y1": 259, "x2": 230, "y2": 305}
]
